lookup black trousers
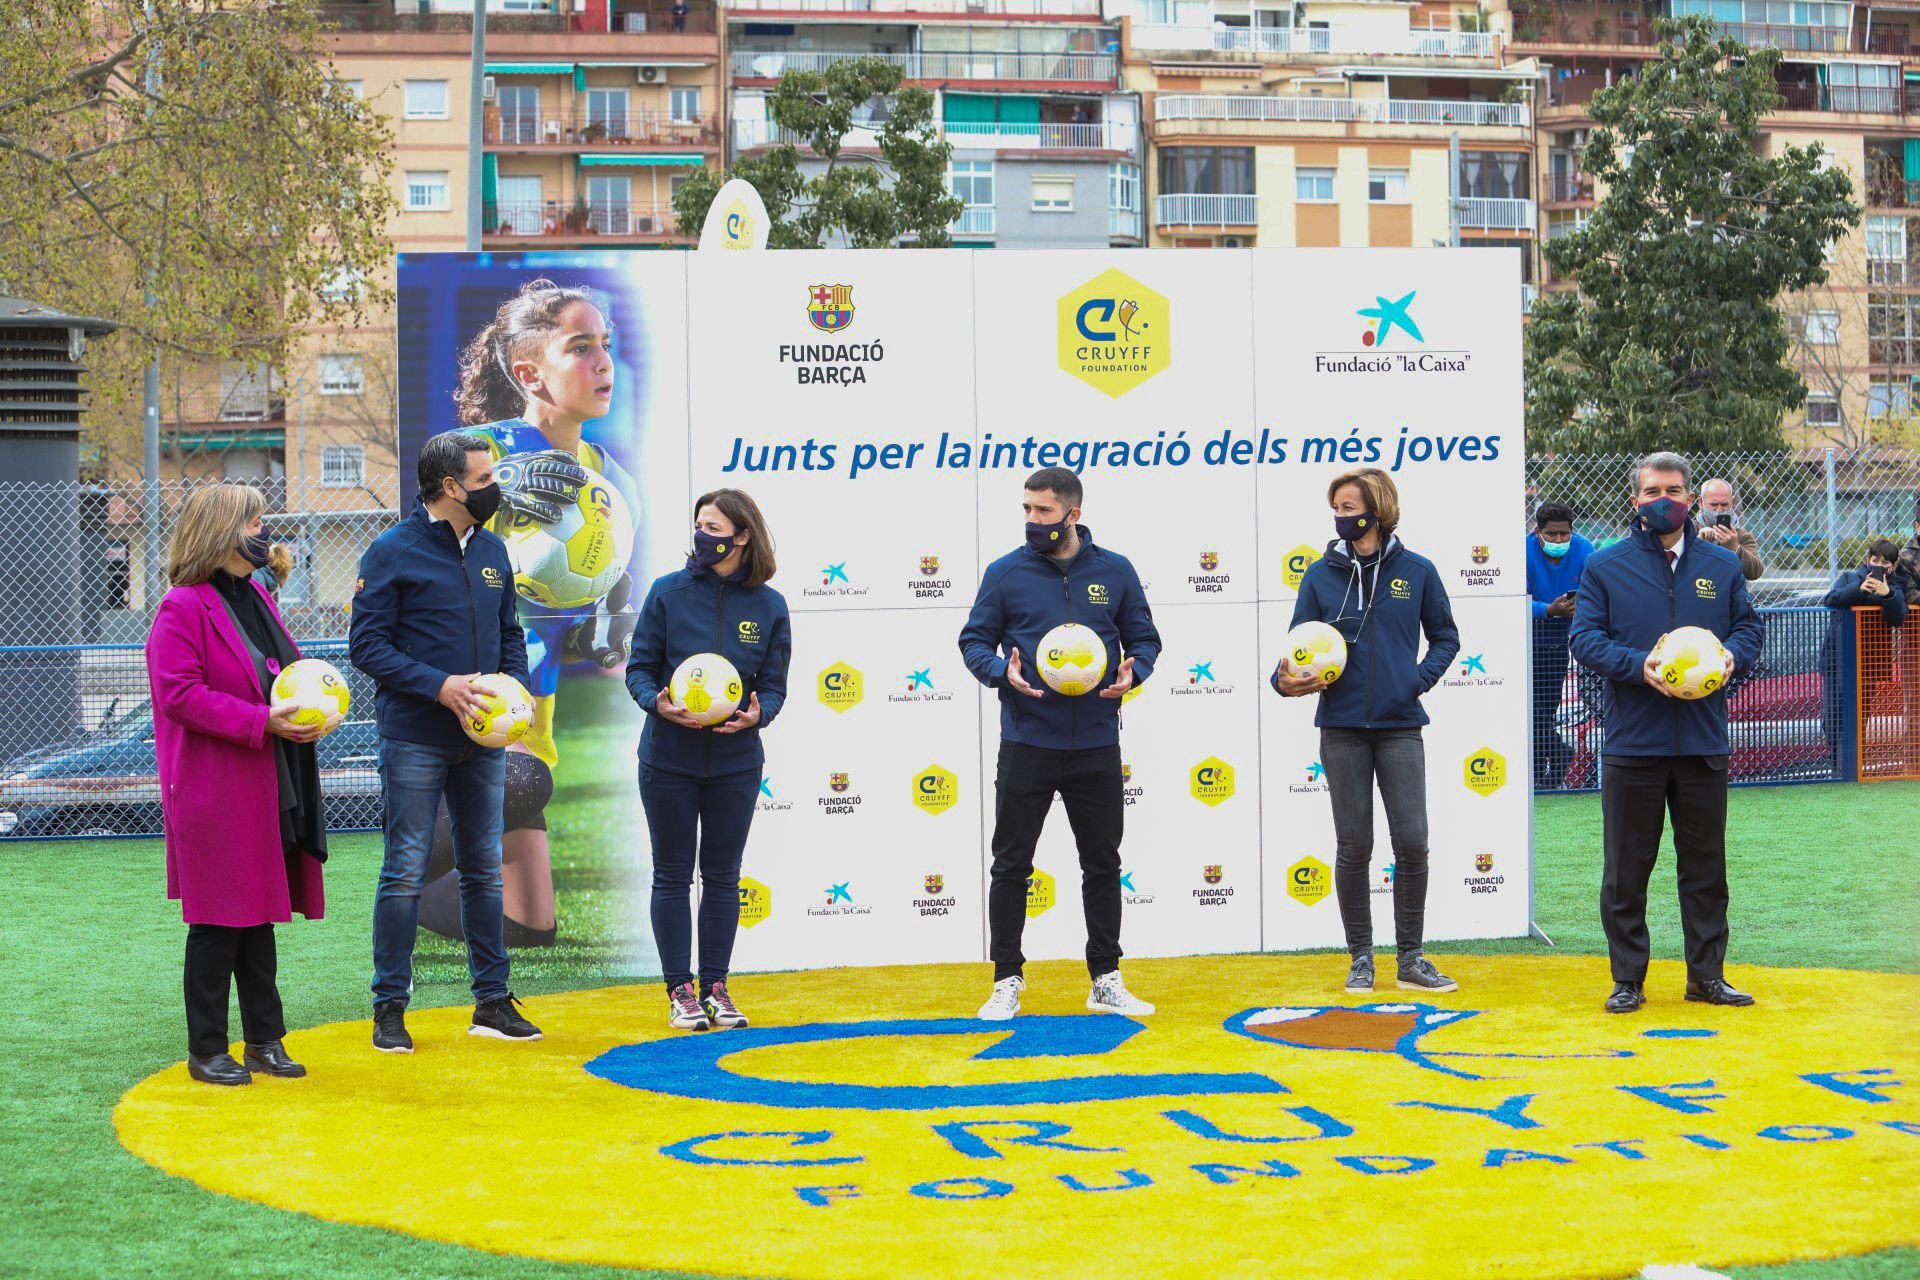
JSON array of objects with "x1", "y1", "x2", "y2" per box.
[
  {"x1": 1599, "y1": 754, "x2": 1731, "y2": 984},
  {"x1": 987, "y1": 740, "x2": 1124, "y2": 981},
  {"x1": 184, "y1": 923, "x2": 286, "y2": 1058}
]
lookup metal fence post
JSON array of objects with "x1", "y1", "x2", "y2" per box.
[{"x1": 1824, "y1": 446, "x2": 1838, "y2": 581}]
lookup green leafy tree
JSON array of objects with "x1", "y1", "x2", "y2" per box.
[
  {"x1": 0, "y1": 0, "x2": 397, "y2": 475},
  {"x1": 674, "y1": 57, "x2": 962, "y2": 249},
  {"x1": 1524, "y1": 15, "x2": 1861, "y2": 454}
]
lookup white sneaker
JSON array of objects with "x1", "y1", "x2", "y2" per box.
[
  {"x1": 1089, "y1": 971, "x2": 1155, "y2": 1016},
  {"x1": 977, "y1": 975, "x2": 1024, "y2": 1021}
]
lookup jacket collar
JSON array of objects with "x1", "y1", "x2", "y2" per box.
[
  {"x1": 186, "y1": 580, "x2": 263, "y2": 687},
  {"x1": 1629, "y1": 517, "x2": 1696, "y2": 559},
  {"x1": 1320, "y1": 535, "x2": 1402, "y2": 571}
]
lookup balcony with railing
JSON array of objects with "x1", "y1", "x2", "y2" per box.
[
  {"x1": 482, "y1": 200, "x2": 683, "y2": 240},
  {"x1": 1544, "y1": 172, "x2": 1595, "y2": 204},
  {"x1": 730, "y1": 48, "x2": 1116, "y2": 81},
  {"x1": 1507, "y1": 7, "x2": 1662, "y2": 48},
  {"x1": 324, "y1": 1, "x2": 717, "y2": 35},
  {"x1": 725, "y1": 0, "x2": 1102, "y2": 16},
  {"x1": 1773, "y1": 82, "x2": 1907, "y2": 115},
  {"x1": 487, "y1": 109, "x2": 722, "y2": 149},
  {"x1": 1127, "y1": 21, "x2": 1494, "y2": 58},
  {"x1": 942, "y1": 120, "x2": 1132, "y2": 150},
  {"x1": 610, "y1": 1, "x2": 719, "y2": 33},
  {"x1": 952, "y1": 206, "x2": 997, "y2": 236},
  {"x1": 1153, "y1": 94, "x2": 1529, "y2": 132},
  {"x1": 1458, "y1": 197, "x2": 1537, "y2": 230},
  {"x1": 1153, "y1": 192, "x2": 1258, "y2": 227},
  {"x1": 1521, "y1": 283, "x2": 1539, "y2": 313}
]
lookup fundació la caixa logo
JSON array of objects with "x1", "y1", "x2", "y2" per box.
[
  {"x1": 1357, "y1": 290, "x2": 1423, "y2": 348},
  {"x1": 1057, "y1": 268, "x2": 1170, "y2": 398}
]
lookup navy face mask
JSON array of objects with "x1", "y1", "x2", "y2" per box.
[
  {"x1": 241, "y1": 532, "x2": 271, "y2": 570},
  {"x1": 692, "y1": 531, "x2": 735, "y2": 568},
  {"x1": 1334, "y1": 512, "x2": 1373, "y2": 542},
  {"x1": 1638, "y1": 497, "x2": 1689, "y2": 536},
  {"x1": 1026, "y1": 518, "x2": 1071, "y2": 554}
]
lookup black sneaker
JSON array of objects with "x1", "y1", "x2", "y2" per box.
[
  {"x1": 372, "y1": 1000, "x2": 412, "y2": 1054},
  {"x1": 1396, "y1": 952, "x2": 1459, "y2": 993},
  {"x1": 1344, "y1": 953, "x2": 1375, "y2": 994},
  {"x1": 471, "y1": 993, "x2": 543, "y2": 1041}
]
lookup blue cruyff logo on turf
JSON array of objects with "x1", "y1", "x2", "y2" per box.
[{"x1": 586, "y1": 1015, "x2": 1287, "y2": 1111}]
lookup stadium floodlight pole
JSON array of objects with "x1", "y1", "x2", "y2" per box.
[
  {"x1": 141, "y1": 0, "x2": 162, "y2": 614},
  {"x1": 466, "y1": 0, "x2": 487, "y2": 251}
]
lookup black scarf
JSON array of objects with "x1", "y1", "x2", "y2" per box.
[{"x1": 212, "y1": 571, "x2": 328, "y2": 863}]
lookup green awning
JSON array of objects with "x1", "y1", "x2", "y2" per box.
[
  {"x1": 163, "y1": 429, "x2": 286, "y2": 452},
  {"x1": 482, "y1": 153, "x2": 498, "y2": 208},
  {"x1": 578, "y1": 154, "x2": 706, "y2": 167},
  {"x1": 485, "y1": 62, "x2": 572, "y2": 75}
]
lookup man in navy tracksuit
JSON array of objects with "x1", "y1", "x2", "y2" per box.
[
  {"x1": 959, "y1": 467, "x2": 1162, "y2": 1021},
  {"x1": 349, "y1": 431, "x2": 539, "y2": 1052},
  {"x1": 1570, "y1": 451, "x2": 1765, "y2": 1015}
]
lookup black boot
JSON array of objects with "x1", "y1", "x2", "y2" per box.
[
  {"x1": 187, "y1": 1052, "x2": 252, "y2": 1086},
  {"x1": 244, "y1": 1040, "x2": 307, "y2": 1078}
]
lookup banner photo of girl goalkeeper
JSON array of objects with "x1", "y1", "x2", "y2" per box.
[{"x1": 394, "y1": 252, "x2": 689, "y2": 972}]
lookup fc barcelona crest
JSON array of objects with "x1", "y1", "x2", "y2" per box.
[
  {"x1": 1204, "y1": 865, "x2": 1224, "y2": 885},
  {"x1": 920, "y1": 555, "x2": 940, "y2": 576},
  {"x1": 830, "y1": 772, "x2": 849, "y2": 793},
  {"x1": 1121, "y1": 763, "x2": 1132, "y2": 782},
  {"x1": 925, "y1": 875, "x2": 944, "y2": 895},
  {"x1": 1471, "y1": 545, "x2": 1490, "y2": 565},
  {"x1": 1199, "y1": 551, "x2": 1219, "y2": 572},
  {"x1": 1476, "y1": 853, "x2": 1494, "y2": 873},
  {"x1": 807, "y1": 283, "x2": 855, "y2": 333}
]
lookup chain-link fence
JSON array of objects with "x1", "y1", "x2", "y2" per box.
[
  {"x1": 1524, "y1": 448, "x2": 1919, "y2": 794},
  {"x1": 1, "y1": 454, "x2": 1913, "y2": 835},
  {"x1": 1856, "y1": 605, "x2": 1920, "y2": 782},
  {"x1": 0, "y1": 479, "x2": 395, "y2": 839}
]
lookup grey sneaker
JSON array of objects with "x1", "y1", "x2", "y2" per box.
[
  {"x1": 1396, "y1": 952, "x2": 1459, "y2": 993},
  {"x1": 1344, "y1": 953, "x2": 1375, "y2": 994},
  {"x1": 702, "y1": 981, "x2": 749, "y2": 1029}
]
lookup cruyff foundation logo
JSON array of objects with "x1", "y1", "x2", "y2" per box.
[{"x1": 1057, "y1": 268, "x2": 1169, "y2": 398}]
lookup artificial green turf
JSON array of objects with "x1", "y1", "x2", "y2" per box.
[{"x1": 2, "y1": 780, "x2": 1915, "y2": 1280}]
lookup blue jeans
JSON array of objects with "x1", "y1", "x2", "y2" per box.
[
  {"x1": 373, "y1": 738, "x2": 508, "y2": 1007},
  {"x1": 1320, "y1": 726, "x2": 1430, "y2": 956},
  {"x1": 639, "y1": 763, "x2": 760, "y2": 991}
]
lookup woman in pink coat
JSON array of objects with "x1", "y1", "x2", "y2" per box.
[{"x1": 147, "y1": 484, "x2": 328, "y2": 1086}]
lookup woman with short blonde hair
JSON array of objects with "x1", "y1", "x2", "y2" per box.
[{"x1": 147, "y1": 483, "x2": 328, "y2": 1085}]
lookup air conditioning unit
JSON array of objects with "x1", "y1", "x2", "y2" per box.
[
  {"x1": 482, "y1": 75, "x2": 497, "y2": 100},
  {"x1": 1221, "y1": 235, "x2": 1246, "y2": 248},
  {"x1": 639, "y1": 66, "x2": 662, "y2": 83},
  {"x1": 573, "y1": 0, "x2": 587, "y2": 9}
]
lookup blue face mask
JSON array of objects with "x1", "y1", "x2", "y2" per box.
[
  {"x1": 1541, "y1": 538, "x2": 1572, "y2": 559},
  {"x1": 1638, "y1": 497, "x2": 1690, "y2": 536},
  {"x1": 691, "y1": 531, "x2": 735, "y2": 568},
  {"x1": 1334, "y1": 512, "x2": 1373, "y2": 542},
  {"x1": 1026, "y1": 518, "x2": 1071, "y2": 554}
]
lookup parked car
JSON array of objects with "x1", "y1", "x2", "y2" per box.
[{"x1": 0, "y1": 695, "x2": 382, "y2": 838}]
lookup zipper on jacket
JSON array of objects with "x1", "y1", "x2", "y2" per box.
[
  {"x1": 705, "y1": 577, "x2": 726, "y2": 777},
  {"x1": 1665, "y1": 539, "x2": 1680, "y2": 754},
  {"x1": 458, "y1": 534, "x2": 480, "y2": 676},
  {"x1": 1061, "y1": 566, "x2": 1077, "y2": 750}
]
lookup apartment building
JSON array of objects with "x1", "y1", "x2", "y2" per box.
[
  {"x1": 727, "y1": 0, "x2": 1146, "y2": 245},
  {"x1": 1109, "y1": 0, "x2": 1538, "y2": 311},
  {"x1": 1499, "y1": 0, "x2": 1920, "y2": 442}
]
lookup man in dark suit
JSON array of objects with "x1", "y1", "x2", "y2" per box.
[{"x1": 1569, "y1": 451, "x2": 1765, "y2": 1014}]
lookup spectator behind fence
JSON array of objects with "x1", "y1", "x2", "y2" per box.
[
  {"x1": 1821, "y1": 539, "x2": 1908, "y2": 763},
  {"x1": 1526, "y1": 501, "x2": 1593, "y2": 791},
  {"x1": 1697, "y1": 478, "x2": 1764, "y2": 581},
  {"x1": 146, "y1": 484, "x2": 327, "y2": 1087},
  {"x1": 1898, "y1": 493, "x2": 1920, "y2": 607}
]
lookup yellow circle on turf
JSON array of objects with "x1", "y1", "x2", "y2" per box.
[{"x1": 115, "y1": 955, "x2": 1920, "y2": 1280}]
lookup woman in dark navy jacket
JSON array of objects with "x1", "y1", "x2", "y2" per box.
[
  {"x1": 626, "y1": 489, "x2": 790, "y2": 1032},
  {"x1": 1273, "y1": 467, "x2": 1461, "y2": 998}
]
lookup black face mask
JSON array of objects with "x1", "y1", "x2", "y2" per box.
[
  {"x1": 456, "y1": 481, "x2": 504, "y2": 524},
  {"x1": 241, "y1": 532, "x2": 271, "y2": 570}
]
